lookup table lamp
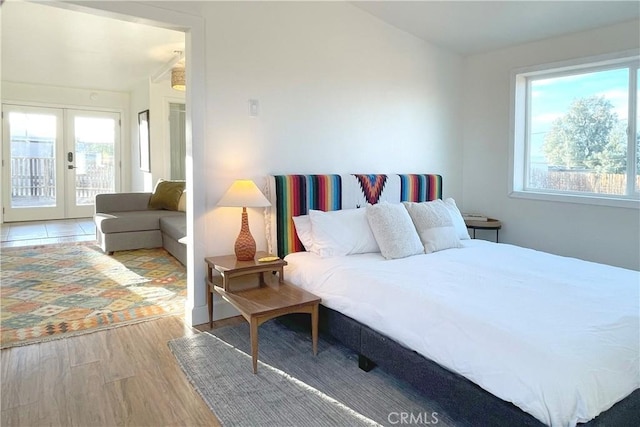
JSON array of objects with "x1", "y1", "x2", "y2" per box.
[{"x1": 217, "y1": 179, "x2": 271, "y2": 261}]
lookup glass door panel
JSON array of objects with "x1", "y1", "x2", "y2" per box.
[
  {"x1": 2, "y1": 105, "x2": 64, "y2": 221},
  {"x1": 66, "y1": 110, "x2": 119, "y2": 218}
]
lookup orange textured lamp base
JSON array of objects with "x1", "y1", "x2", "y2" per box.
[{"x1": 235, "y1": 208, "x2": 256, "y2": 261}]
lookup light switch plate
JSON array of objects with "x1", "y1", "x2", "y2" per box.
[{"x1": 249, "y1": 99, "x2": 259, "y2": 117}]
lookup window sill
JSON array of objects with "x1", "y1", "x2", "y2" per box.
[{"x1": 509, "y1": 190, "x2": 640, "y2": 210}]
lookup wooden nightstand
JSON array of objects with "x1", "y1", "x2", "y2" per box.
[
  {"x1": 464, "y1": 218, "x2": 502, "y2": 242},
  {"x1": 205, "y1": 252, "x2": 321, "y2": 373}
]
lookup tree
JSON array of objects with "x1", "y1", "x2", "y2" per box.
[{"x1": 543, "y1": 96, "x2": 626, "y2": 173}]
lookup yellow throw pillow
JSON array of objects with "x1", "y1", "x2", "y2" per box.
[{"x1": 148, "y1": 180, "x2": 185, "y2": 210}]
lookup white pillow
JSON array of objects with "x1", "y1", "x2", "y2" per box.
[
  {"x1": 308, "y1": 208, "x2": 379, "y2": 257},
  {"x1": 366, "y1": 202, "x2": 423, "y2": 260},
  {"x1": 177, "y1": 190, "x2": 187, "y2": 212},
  {"x1": 292, "y1": 215, "x2": 314, "y2": 252},
  {"x1": 443, "y1": 198, "x2": 470, "y2": 240},
  {"x1": 403, "y1": 201, "x2": 462, "y2": 254}
]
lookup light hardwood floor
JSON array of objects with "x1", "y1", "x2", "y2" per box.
[
  {"x1": 0, "y1": 316, "x2": 242, "y2": 427},
  {"x1": 1, "y1": 219, "x2": 96, "y2": 249}
]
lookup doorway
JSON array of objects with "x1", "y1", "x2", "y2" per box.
[
  {"x1": 2, "y1": 104, "x2": 120, "y2": 222},
  {"x1": 169, "y1": 102, "x2": 186, "y2": 181},
  {"x1": 7, "y1": 0, "x2": 206, "y2": 326}
]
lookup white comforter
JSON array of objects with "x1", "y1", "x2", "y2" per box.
[{"x1": 284, "y1": 240, "x2": 640, "y2": 426}]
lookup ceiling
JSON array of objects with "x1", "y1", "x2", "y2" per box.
[
  {"x1": 1, "y1": 0, "x2": 185, "y2": 92},
  {"x1": 351, "y1": 1, "x2": 640, "y2": 55},
  {"x1": 1, "y1": 1, "x2": 638, "y2": 93}
]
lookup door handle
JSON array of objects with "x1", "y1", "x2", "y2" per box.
[
  {"x1": 67, "y1": 152, "x2": 74, "y2": 162},
  {"x1": 68, "y1": 165, "x2": 77, "y2": 169}
]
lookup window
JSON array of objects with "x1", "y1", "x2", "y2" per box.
[{"x1": 511, "y1": 52, "x2": 639, "y2": 207}]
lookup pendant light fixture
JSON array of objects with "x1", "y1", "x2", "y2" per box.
[{"x1": 171, "y1": 67, "x2": 186, "y2": 91}]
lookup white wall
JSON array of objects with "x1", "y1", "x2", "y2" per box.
[
  {"x1": 462, "y1": 20, "x2": 640, "y2": 270},
  {"x1": 197, "y1": 1, "x2": 464, "y2": 322},
  {"x1": 129, "y1": 79, "x2": 150, "y2": 192},
  {"x1": 129, "y1": 79, "x2": 185, "y2": 192},
  {"x1": 203, "y1": 1, "x2": 463, "y2": 248}
]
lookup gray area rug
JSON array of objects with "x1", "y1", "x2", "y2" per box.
[{"x1": 169, "y1": 320, "x2": 456, "y2": 427}]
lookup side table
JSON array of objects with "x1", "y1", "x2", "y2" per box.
[
  {"x1": 464, "y1": 218, "x2": 502, "y2": 242},
  {"x1": 205, "y1": 251, "x2": 286, "y2": 294},
  {"x1": 205, "y1": 252, "x2": 321, "y2": 373}
]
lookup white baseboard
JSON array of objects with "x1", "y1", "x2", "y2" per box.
[{"x1": 187, "y1": 300, "x2": 240, "y2": 327}]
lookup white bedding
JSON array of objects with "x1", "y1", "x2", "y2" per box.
[{"x1": 284, "y1": 240, "x2": 640, "y2": 426}]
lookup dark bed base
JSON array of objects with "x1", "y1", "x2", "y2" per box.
[{"x1": 281, "y1": 306, "x2": 639, "y2": 427}]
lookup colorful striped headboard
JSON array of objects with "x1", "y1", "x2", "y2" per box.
[{"x1": 267, "y1": 174, "x2": 442, "y2": 258}]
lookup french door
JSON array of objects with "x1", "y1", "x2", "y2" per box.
[{"x1": 2, "y1": 105, "x2": 120, "y2": 222}]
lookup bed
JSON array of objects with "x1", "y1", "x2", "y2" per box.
[{"x1": 265, "y1": 174, "x2": 640, "y2": 427}]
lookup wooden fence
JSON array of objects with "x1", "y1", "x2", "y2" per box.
[
  {"x1": 530, "y1": 169, "x2": 639, "y2": 195},
  {"x1": 11, "y1": 157, "x2": 55, "y2": 197},
  {"x1": 75, "y1": 167, "x2": 114, "y2": 204},
  {"x1": 11, "y1": 157, "x2": 114, "y2": 204}
]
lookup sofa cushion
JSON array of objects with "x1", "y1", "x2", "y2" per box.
[
  {"x1": 95, "y1": 192, "x2": 152, "y2": 213},
  {"x1": 95, "y1": 212, "x2": 159, "y2": 234},
  {"x1": 160, "y1": 215, "x2": 186, "y2": 241},
  {"x1": 95, "y1": 211, "x2": 182, "y2": 234}
]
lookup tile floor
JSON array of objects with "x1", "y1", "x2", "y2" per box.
[{"x1": 0, "y1": 218, "x2": 96, "y2": 249}]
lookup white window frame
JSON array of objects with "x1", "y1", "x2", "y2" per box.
[{"x1": 509, "y1": 50, "x2": 640, "y2": 209}]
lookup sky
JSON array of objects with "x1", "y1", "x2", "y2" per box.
[{"x1": 528, "y1": 67, "x2": 633, "y2": 164}]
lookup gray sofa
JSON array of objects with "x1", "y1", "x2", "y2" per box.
[{"x1": 94, "y1": 192, "x2": 186, "y2": 265}]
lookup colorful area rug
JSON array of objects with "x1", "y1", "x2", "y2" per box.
[{"x1": 1, "y1": 244, "x2": 186, "y2": 348}]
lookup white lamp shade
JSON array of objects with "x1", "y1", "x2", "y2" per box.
[{"x1": 217, "y1": 180, "x2": 271, "y2": 208}]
